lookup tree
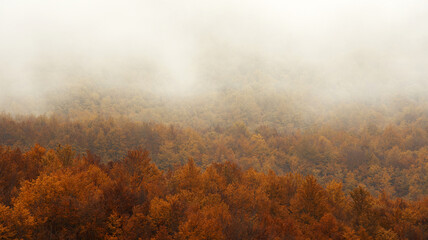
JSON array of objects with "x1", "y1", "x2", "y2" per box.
[
  {"x1": 12, "y1": 165, "x2": 112, "y2": 239},
  {"x1": 291, "y1": 175, "x2": 328, "y2": 220}
]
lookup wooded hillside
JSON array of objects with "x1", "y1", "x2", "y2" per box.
[{"x1": 0, "y1": 146, "x2": 426, "y2": 239}]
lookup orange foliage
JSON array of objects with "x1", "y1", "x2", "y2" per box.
[{"x1": 0, "y1": 143, "x2": 426, "y2": 239}]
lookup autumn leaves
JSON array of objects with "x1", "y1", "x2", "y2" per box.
[{"x1": 0, "y1": 146, "x2": 426, "y2": 239}]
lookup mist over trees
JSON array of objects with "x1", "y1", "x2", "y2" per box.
[
  {"x1": 1, "y1": 0, "x2": 428, "y2": 114},
  {"x1": 1, "y1": 0, "x2": 428, "y2": 239}
]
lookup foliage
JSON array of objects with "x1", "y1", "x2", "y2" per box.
[
  {"x1": 1, "y1": 113, "x2": 427, "y2": 199},
  {"x1": 0, "y1": 146, "x2": 426, "y2": 239}
]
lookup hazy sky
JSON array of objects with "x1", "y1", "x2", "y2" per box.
[{"x1": 1, "y1": 0, "x2": 428, "y2": 104}]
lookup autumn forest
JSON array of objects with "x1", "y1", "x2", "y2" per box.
[{"x1": 1, "y1": 1, "x2": 428, "y2": 239}]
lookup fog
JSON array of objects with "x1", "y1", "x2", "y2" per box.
[{"x1": 1, "y1": 0, "x2": 428, "y2": 114}]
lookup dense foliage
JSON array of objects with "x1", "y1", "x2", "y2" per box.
[
  {"x1": 0, "y1": 146, "x2": 426, "y2": 239},
  {"x1": 2, "y1": 86, "x2": 428, "y2": 238},
  {"x1": 1, "y1": 113, "x2": 427, "y2": 200}
]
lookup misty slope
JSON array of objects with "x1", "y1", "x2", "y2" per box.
[
  {"x1": 42, "y1": 82, "x2": 428, "y2": 131},
  {"x1": 1, "y1": 108, "x2": 428, "y2": 200},
  {"x1": 1, "y1": 1, "x2": 428, "y2": 239}
]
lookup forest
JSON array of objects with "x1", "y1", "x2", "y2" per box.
[
  {"x1": 1, "y1": 1, "x2": 428, "y2": 239},
  {"x1": 0, "y1": 93, "x2": 427, "y2": 239},
  {"x1": 0, "y1": 145, "x2": 426, "y2": 239},
  {"x1": 1, "y1": 91, "x2": 428, "y2": 200}
]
